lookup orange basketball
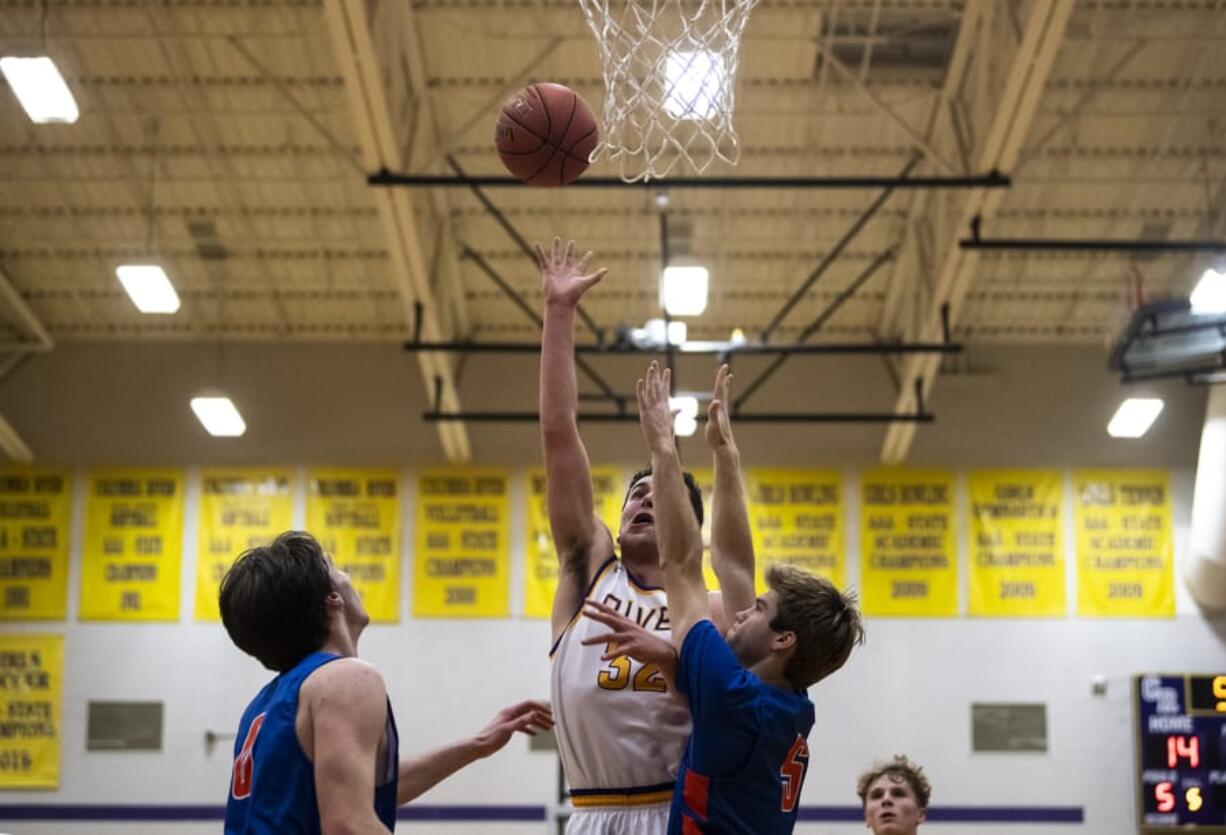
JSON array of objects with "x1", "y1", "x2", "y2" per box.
[{"x1": 494, "y1": 83, "x2": 598, "y2": 186}]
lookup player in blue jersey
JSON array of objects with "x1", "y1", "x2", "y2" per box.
[
  {"x1": 587, "y1": 361, "x2": 864, "y2": 834},
  {"x1": 857, "y1": 756, "x2": 931, "y2": 835},
  {"x1": 219, "y1": 531, "x2": 552, "y2": 834}
]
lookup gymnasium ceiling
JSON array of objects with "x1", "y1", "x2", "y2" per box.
[{"x1": 0, "y1": 0, "x2": 1223, "y2": 462}]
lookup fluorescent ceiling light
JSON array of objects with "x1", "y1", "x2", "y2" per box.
[
  {"x1": 661, "y1": 266, "x2": 709, "y2": 316},
  {"x1": 669, "y1": 396, "x2": 699, "y2": 438},
  {"x1": 1190, "y1": 268, "x2": 1226, "y2": 315},
  {"x1": 729, "y1": 328, "x2": 746, "y2": 344},
  {"x1": 0, "y1": 57, "x2": 78, "y2": 124},
  {"x1": 191, "y1": 397, "x2": 247, "y2": 437},
  {"x1": 664, "y1": 51, "x2": 726, "y2": 120},
  {"x1": 1107, "y1": 398, "x2": 1164, "y2": 438},
  {"x1": 116, "y1": 265, "x2": 180, "y2": 314}
]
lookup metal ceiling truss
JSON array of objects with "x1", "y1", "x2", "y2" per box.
[
  {"x1": 960, "y1": 216, "x2": 1226, "y2": 253},
  {"x1": 409, "y1": 155, "x2": 965, "y2": 425},
  {"x1": 323, "y1": 0, "x2": 471, "y2": 461},
  {"x1": 369, "y1": 170, "x2": 1011, "y2": 190},
  {"x1": 878, "y1": 0, "x2": 1077, "y2": 463}
]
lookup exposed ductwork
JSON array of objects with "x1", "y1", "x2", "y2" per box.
[{"x1": 1186, "y1": 385, "x2": 1226, "y2": 612}]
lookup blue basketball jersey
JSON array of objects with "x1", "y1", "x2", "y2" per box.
[
  {"x1": 668, "y1": 620, "x2": 815, "y2": 835},
  {"x1": 224, "y1": 652, "x2": 400, "y2": 834}
]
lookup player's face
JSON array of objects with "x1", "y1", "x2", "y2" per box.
[
  {"x1": 618, "y1": 475, "x2": 657, "y2": 550},
  {"x1": 325, "y1": 555, "x2": 370, "y2": 634},
  {"x1": 863, "y1": 773, "x2": 925, "y2": 835},
  {"x1": 724, "y1": 591, "x2": 780, "y2": 668}
]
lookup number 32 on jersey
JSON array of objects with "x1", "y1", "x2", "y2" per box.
[{"x1": 596, "y1": 643, "x2": 668, "y2": 692}]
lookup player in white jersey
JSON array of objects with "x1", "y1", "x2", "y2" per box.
[{"x1": 537, "y1": 239, "x2": 757, "y2": 834}]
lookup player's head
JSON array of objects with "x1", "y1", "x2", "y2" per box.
[
  {"x1": 857, "y1": 756, "x2": 930, "y2": 834},
  {"x1": 725, "y1": 565, "x2": 863, "y2": 690},
  {"x1": 618, "y1": 467, "x2": 704, "y2": 551},
  {"x1": 219, "y1": 530, "x2": 369, "y2": 672}
]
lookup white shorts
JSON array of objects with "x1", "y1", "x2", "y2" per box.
[{"x1": 565, "y1": 802, "x2": 670, "y2": 835}]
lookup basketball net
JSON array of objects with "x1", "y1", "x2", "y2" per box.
[{"x1": 578, "y1": 0, "x2": 759, "y2": 182}]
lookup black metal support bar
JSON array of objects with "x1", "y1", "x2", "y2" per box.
[
  {"x1": 462, "y1": 245, "x2": 543, "y2": 327},
  {"x1": 761, "y1": 156, "x2": 919, "y2": 343},
  {"x1": 659, "y1": 209, "x2": 675, "y2": 385},
  {"x1": 961, "y1": 216, "x2": 1226, "y2": 252},
  {"x1": 458, "y1": 245, "x2": 622, "y2": 405},
  {"x1": 913, "y1": 377, "x2": 925, "y2": 414},
  {"x1": 412, "y1": 301, "x2": 423, "y2": 344},
  {"x1": 446, "y1": 156, "x2": 605, "y2": 343},
  {"x1": 402, "y1": 340, "x2": 963, "y2": 355},
  {"x1": 735, "y1": 248, "x2": 899, "y2": 412},
  {"x1": 372, "y1": 168, "x2": 1010, "y2": 190},
  {"x1": 422, "y1": 411, "x2": 934, "y2": 424}
]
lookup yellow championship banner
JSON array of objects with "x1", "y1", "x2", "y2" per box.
[
  {"x1": 306, "y1": 470, "x2": 401, "y2": 623},
  {"x1": 523, "y1": 467, "x2": 623, "y2": 619},
  {"x1": 860, "y1": 469, "x2": 957, "y2": 616},
  {"x1": 1074, "y1": 470, "x2": 1174, "y2": 617},
  {"x1": 748, "y1": 469, "x2": 844, "y2": 589},
  {"x1": 0, "y1": 469, "x2": 72, "y2": 620},
  {"x1": 0, "y1": 634, "x2": 62, "y2": 788},
  {"x1": 689, "y1": 467, "x2": 719, "y2": 591},
  {"x1": 80, "y1": 469, "x2": 185, "y2": 621},
  {"x1": 968, "y1": 470, "x2": 1065, "y2": 617},
  {"x1": 195, "y1": 469, "x2": 294, "y2": 621},
  {"x1": 415, "y1": 469, "x2": 510, "y2": 618}
]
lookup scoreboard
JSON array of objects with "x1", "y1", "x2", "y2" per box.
[{"x1": 1135, "y1": 674, "x2": 1226, "y2": 833}]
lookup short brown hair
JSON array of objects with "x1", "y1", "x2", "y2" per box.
[
  {"x1": 856, "y1": 755, "x2": 931, "y2": 809},
  {"x1": 765, "y1": 564, "x2": 864, "y2": 689}
]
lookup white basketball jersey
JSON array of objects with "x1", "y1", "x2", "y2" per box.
[{"x1": 550, "y1": 557, "x2": 691, "y2": 806}]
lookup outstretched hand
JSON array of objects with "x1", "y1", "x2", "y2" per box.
[
  {"x1": 704, "y1": 364, "x2": 737, "y2": 453},
  {"x1": 581, "y1": 599, "x2": 677, "y2": 670},
  {"x1": 636, "y1": 361, "x2": 676, "y2": 453},
  {"x1": 471, "y1": 700, "x2": 554, "y2": 758},
  {"x1": 535, "y1": 237, "x2": 607, "y2": 308}
]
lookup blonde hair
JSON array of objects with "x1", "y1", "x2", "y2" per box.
[
  {"x1": 765, "y1": 564, "x2": 864, "y2": 689},
  {"x1": 856, "y1": 755, "x2": 931, "y2": 809}
]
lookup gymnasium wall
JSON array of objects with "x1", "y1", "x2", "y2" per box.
[{"x1": 0, "y1": 342, "x2": 1222, "y2": 835}]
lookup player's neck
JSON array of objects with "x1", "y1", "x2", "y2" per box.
[
  {"x1": 748, "y1": 658, "x2": 792, "y2": 691},
  {"x1": 618, "y1": 541, "x2": 665, "y2": 587},
  {"x1": 319, "y1": 619, "x2": 359, "y2": 658}
]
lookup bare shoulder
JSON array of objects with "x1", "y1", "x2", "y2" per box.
[{"x1": 301, "y1": 657, "x2": 386, "y2": 708}]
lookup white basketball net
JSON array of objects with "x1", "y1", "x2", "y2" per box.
[{"x1": 578, "y1": 0, "x2": 759, "y2": 182}]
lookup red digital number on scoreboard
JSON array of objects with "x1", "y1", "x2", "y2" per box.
[{"x1": 1166, "y1": 735, "x2": 1200, "y2": 769}]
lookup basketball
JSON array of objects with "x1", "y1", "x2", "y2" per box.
[{"x1": 494, "y1": 83, "x2": 598, "y2": 187}]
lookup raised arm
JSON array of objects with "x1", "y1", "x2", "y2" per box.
[
  {"x1": 537, "y1": 238, "x2": 610, "y2": 632},
  {"x1": 396, "y1": 701, "x2": 552, "y2": 804},
  {"x1": 705, "y1": 365, "x2": 756, "y2": 619},
  {"x1": 305, "y1": 659, "x2": 397, "y2": 835},
  {"x1": 636, "y1": 361, "x2": 709, "y2": 648}
]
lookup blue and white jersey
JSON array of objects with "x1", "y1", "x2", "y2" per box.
[
  {"x1": 224, "y1": 652, "x2": 399, "y2": 834},
  {"x1": 668, "y1": 621, "x2": 815, "y2": 835}
]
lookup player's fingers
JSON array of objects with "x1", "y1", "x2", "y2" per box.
[
  {"x1": 585, "y1": 598, "x2": 620, "y2": 615},
  {"x1": 580, "y1": 630, "x2": 616, "y2": 646},
  {"x1": 551, "y1": 236, "x2": 560, "y2": 263},
  {"x1": 577, "y1": 250, "x2": 593, "y2": 272},
  {"x1": 564, "y1": 239, "x2": 576, "y2": 265}
]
